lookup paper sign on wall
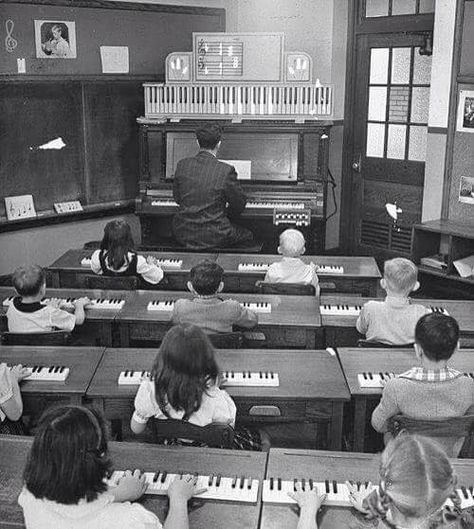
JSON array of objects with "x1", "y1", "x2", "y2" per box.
[
  {"x1": 5, "y1": 195, "x2": 37, "y2": 221},
  {"x1": 100, "y1": 46, "x2": 129, "y2": 74}
]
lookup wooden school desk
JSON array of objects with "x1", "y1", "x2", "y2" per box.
[
  {"x1": 0, "y1": 436, "x2": 266, "y2": 529},
  {"x1": 0, "y1": 346, "x2": 104, "y2": 416},
  {"x1": 0, "y1": 287, "x2": 133, "y2": 346},
  {"x1": 48, "y1": 249, "x2": 217, "y2": 290},
  {"x1": 260, "y1": 448, "x2": 474, "y2": 529},
  {"x1": 115, "y1": 290, "x2": 323, "y2": 349},
  {"x1": 321, "y1": 295, "x2": 474, "y2": 347},
  {"x1": 86, "y1": 348, "x2": 349, "y2": 450},
  {"x1": 216, "y1": 254, "x2": 381, "y2": 295},
  {"x1": 338, "y1": 347, "x2": 474, "y2": 452}
]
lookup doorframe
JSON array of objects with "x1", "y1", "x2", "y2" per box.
[{"x1": 340, "y1": 0, "x2": 434, "y2": 253}]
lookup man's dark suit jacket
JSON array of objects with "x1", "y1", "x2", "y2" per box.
[{"x1": 172, "y1": 150, "x2": 248, "y2": 250}]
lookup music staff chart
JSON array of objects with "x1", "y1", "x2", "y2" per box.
[{"x1": 197, "y1": 38, "x2": 244, "y2": 78}]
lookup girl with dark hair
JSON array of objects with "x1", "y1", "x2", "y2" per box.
[
  {"x1": 130, "y1": 324, "x2": 264, "y2": 450},
  {"x1": 19, "y1": 405, "x2": 202, "y2": 529},
  {"x1": 90, "y1": 219, "x2": 164, "y2": 284}
]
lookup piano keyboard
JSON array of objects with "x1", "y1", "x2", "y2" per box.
[
  {"x1": 358, "y1": 372, "x2": 396, "y2": 388},
  {"x1": 151, "y1": 200, "x2": 178, "y2": 207},
  {"x1": 118, "y1": 370, "x2": 280, "y2": 387},
  {"x1": 428, "y1": 306, "x2": 449, "y2": 315},
  {"x1": 9, "y1": 365, "x2": 70, "y2": 382},
  {"x1": 246, "y1": 201, "x2": 305, "y2": 210},
  {"x1": 147, "y1": 300, "x2": 272, "y2": 313},
  {"x1": 81, "y1": 256, "x2": 182, "y2": 270},
  {"x1": 320, "y1": 304, "x2": 362, "y2": 316},
  {"x1": 238, "y1": 263, "x2": 270, "y2": 272},
  {"x1": 108, "y1": 470, "x2": 259, "y2": 503},
  {"x1": 2, "y1": 296, "x2": 124, "y2": 310},
  {"x1": 81, "y1": 257, "x2": 91, "y2": 267},
  {"x1": 315, "y1": 265, "x2": 344, "y2": 274}
]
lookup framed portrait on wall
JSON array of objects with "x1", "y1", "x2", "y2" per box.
[
  {"x1": 457, "y1": 90, "x2": 474, "y2": 132},
  {"x1": 34, "y1": 20, "x2": 77, "y2": 59}
]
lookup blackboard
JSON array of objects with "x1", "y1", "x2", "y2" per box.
[
  {"x1": 460, "y1": 1, "x2": 474, "y2": 77},
  {"x1": 0, "y1": 1, "x2": 224, "y2": 220}
]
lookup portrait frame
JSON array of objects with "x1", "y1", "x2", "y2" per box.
[
  {"x1": 456, "y1": 90, "x2": 474, "y2": 133},
  {"x1": 34, "y1": 20, "x2": 77, "y2": 59}
]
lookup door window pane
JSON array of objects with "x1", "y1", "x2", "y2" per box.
[
  {"x1": 392, "y1": 0, "x2": 416, "y2": 15},
  {"x1": 368, "y1": 87, "x2": 387, "y2": 121},
  {"x1": 419, "y1": 0, "x2": 435, "y2": 13},
  {"x1": 391, "y1": 48, "x2": 411, "y2": 84},
  {"x1": 366, "y1": 123, "x2": 385, "y2": 157},
  {"x1": 408, "y1": 126, "x2": 427, "y2": 161},
  {"x1": 389, "y1": 86, "x2": 409, "y2": 122},
  {"x1": 370, "y1": 48, "x2": 389, "y2": 84},
  {"x1": 411, "y1": 87, "x2": 430, "y2": 123},
  {"x1": 413, "y1": 50, "x2": 432, "y2": 84},
  {"x1": 366, "y1": 0, "x2": 389, "y2": 17},
  {"x1": 387, "y1": 124, "x2": 406, "y2": 159}
]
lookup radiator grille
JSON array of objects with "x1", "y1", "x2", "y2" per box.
[{"x1": 360, "y1": 220, "x2": 412, "y2": 254}]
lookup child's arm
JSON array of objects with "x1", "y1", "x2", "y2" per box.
[
  {"x1": 90, "y1": 250, "x2": 102, "y2": 275},
  {"x1": 130, "y1": 381, "x2": 158, "y2": 434},
  {"x1": 164, "y1": 475, "x2": 206, "y2": 529},
  {"x1": 309, "y1": 264, "x2": 320, "y2": 297},
  {"x1": 211, "y1": 388, "x2": 237, "y2": 427},
  {"x1": 371, "y1": 380, "x2": 400, "y2": 433},
  {"x1": 137, "y1": 255, "x2": 164, "y2": 284},
  {"x1": 0, "y1": 365, "x2": 28, "y2": 421},
  {"x1": 234, "y1": 302, "x2": 258, "y2": 329},
  {"x1": 289, "y1": 485, "x2": 326, "y2": 529},
  {"x1": 356, "y1": 303, "x2": 370, "y2": 335},
  {"x1": 72, "y1": 297, "x2": 90, "y2": 326}
]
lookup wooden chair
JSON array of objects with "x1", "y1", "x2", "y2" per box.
[
  {"x1": 255, "y1": 281, "x2": 315, "y2": 296},
  {"x1": 1, "y1": 330, "x2": 71, "y2": 346},
  {"x1": 208, "y1": 332, "x2": 244, "y2": 349},
  {"x1": 388, "y1": 414, "x2": 474, "y2": 457},
  {"x1": 152, "y1": 418, "x2": 234, "y2": 448},
  {"x1": 357, "y1": 339, "x2": 414, "y2": 349},
  {"x1": 85, "y1": 275, "x2": 138, "y2": 290}
]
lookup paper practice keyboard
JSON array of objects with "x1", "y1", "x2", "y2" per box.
[
  {"x1": 2, "y1": 296, "x2": 124, "y2": 310},
  {"x1": 151, "y1": 200, "x2": 178, "y2": 207},
  {"x1": 358, "y1": 371, "x2": 474, "y2": 388},
  {"x1": 118, "y1": 370, "x2": 280, "y2": 387},
  {"x1": 81, "y1": 256, "x2": 182, "y2": 269},
  {"x1": 237, "y1": 263, "x2": 344, "y2": 274},
  {"x1": 320, "y1": 304, "x2": 449, "y2": 316},
  {"x1": 262, "y1": 479, "x2": 474, "y2": 510},
  {"x1": 108, "y1": 471, "x2": 259, "y2": 503},
  {"x1": 247, "y1": 201, "x2": 305, "y2": 210},
  {"x1": 147, "y1": 300, "x2": 272, "y2": 313},
  {"x1": 9, "y1": 365, "x2": 69, "y2": 382}
]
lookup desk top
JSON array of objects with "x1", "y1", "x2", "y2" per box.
[
  {"x1": 320, "y1": 295, "x2": 474, "y2": 332},
  {"x1": 0, "y1": 346, "x2": 104, "y2": 396},
  {"x1": 338, "y1": 347, "x2": 474, "y2": 397},
  {"x1": 261, "y1": 448, "x2": 474, "y2": 529},
  {"x1": 48, "y1": 249, "x2": 217, "y2": 273},
  {"x1": 117, "y1": 290, "x2": 321, "y2": 328},
  {"x1": 87, "y1": 348, "x2": 349, "y2": 402},
  {"x1": 0, "y1": 287, "x2": 133, "y2": 321},
  {"x1": 216, "y1": 254, "x2": 381, "y2": 278},
  {"x1": 0, "y1": 436, "x2": 266, "y2": 529}
]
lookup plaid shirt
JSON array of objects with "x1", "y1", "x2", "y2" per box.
[{"x1": 398, "y1": 366, "x2": 463, "y2": 382}]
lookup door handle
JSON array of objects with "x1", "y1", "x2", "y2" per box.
[{"x1": 352, "y1": 154, "x2": 362, "y2": 173}]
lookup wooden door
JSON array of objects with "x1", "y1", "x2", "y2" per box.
[{"x1": 348, "y1": 32, "x2": 433, "y2": 257}]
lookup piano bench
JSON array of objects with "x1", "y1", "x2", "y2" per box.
[{"x1": 139, "y1": 239, "x2": 264, "y2": 254}]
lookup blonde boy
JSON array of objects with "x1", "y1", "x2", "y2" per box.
[
  {"x1": 264, "y1": 229, "x2": 320, "y2": 294},
  {"x1": 356, "y1": 258, "x2": 429, "y2": 345}
]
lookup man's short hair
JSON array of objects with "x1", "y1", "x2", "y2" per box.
[
  {"x1": 279, "y1": 229, "x2": 305, "y2": 257},
  {"x1": 190, "y1": 261, "x2": 224, "y2": 296},
  {"x1": 12, "y1": 265, "x2": 46, "y2": 297},
  {"x1": 415, "y1": 313, "x2": 459, "y2": 361},
  {"x1": 384, "y1": 258, "x2": 418, "y2": 294},
  {"x1": 196, "y1": 123, "x2": 222, "y2": 150}
]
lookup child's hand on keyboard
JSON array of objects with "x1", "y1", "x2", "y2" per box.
[
  {"x1": 74, "y1": 297, "x2": 91, "y2": 308},
  {"x1": 46, "y1": 297, "x2": 62, "y2": 309},
  {"x1": 11, "y1": 364, "x2": 30, "y2": 382},
  {"x1": 110, "y1": 469, "x2": 148, "y2": 502},
  {"x1": 146, "y1": 255, "x2": 158, "y2": 265},
  {"x1": 168, "y1": 474, "x2": 206, "y2": 503},
  {"x1": 346, "y1": 481, "x2": 374, "y2": 513},
  {"x1": 288, "y1": 482, "x2": 326, "y2": 511}
]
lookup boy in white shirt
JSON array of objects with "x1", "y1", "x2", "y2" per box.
[{"x1": 264, "y1": 229, "x2": 320, "y2": 295}]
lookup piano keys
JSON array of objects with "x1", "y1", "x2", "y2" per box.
[
  {"x1": 320, "y1": 303, "x2": 448, "y2": 317},
  {"x1": 81, "y1": 256, "x2": 183, "y2": 270},
  {"x1": 357, "y1": 370, "x2": 474, "y2": 388},
  {"x1": 147, "y1": 299, "x2": 272, "y2": 313},
  {"x1": 237, "y1": 262, "x2": 344, "y2": 274},
  {"x1": 2, "y1": 295, "x2": 125, "y2": 310},
  {"x1": 108, "y1": 470, "x2": 260, "y2": 503},
  {"x1": 10, "y1": 364, "x2": 70, "y2": 382}
]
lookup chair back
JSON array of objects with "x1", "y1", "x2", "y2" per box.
[
  {"x1": 208, "y1": 332, "x2": 243, "y2": 349},
  {"x1": 357, "y1": 339, "x2": 414, "y2": 349},
  {"x1": 1, "y1": 330, "x2": 71, "y2": 346},
  {"x1": 152, "y1": 419, "x2": 234, "y2": 448},
  {"x1": 256, "y1": 281, "x2": 315, "y2": 296},
  {"x1": 85, "y1": 275, "x2": 138, "y2": 290}
]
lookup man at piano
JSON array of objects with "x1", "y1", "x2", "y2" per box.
[{"x1": 172, "y1": 123, "x2": 255, "y2": 250}]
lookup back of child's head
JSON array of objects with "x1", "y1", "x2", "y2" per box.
[
  {"x1": 12, "y1": 265, "x2": 45, "y2": 297},
  {"x1": 383, "y1": 258, "x2": 418, "y2": 295},
  {"x1": 415, "y1": 313, "x2": 459, "y2": 361},
  {"x1": 23, "y1": 405, "x2": 111, "y2": 505},
  {"x1": 278, "y1": 229, "x2": 306, "y2": 257},
  {"x1": 100, "y1": 219, "x2": 134, "y2": 270},
  {"x1": 374, "y1": 435, "x2": 454, "y2": 521},
  {"x1": 152, "y1": 324, "x2": 219, "y2": 418},
  {"x1": 190, "y1": 261, "x2": 224, "y2": 296}
]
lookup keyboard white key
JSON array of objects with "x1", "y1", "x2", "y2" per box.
[
  {"x1": 247, "y1": 201, "x2": 305, "y2": 210},
  {"x1": 118, "y1": 370, "x2": 151, "y2": 385},
  {"x1": 153, "y1": 258, "x2": 183, "y2": 269},
  {"x1": 9, "y1": 365, "x2": 70, "y2": 382},
  {"x1": 81, "y1": 257, "x2": 92, "y2": 267},
  {"x1": 147, "y1": 300, "x2": 176, "y2": 311},
  {"x1": 320, "y1": 304, "x2": 362, "y2": 316},
  {"x1": 151, "y1": 200, "x2": 178, "y2": 207},
  {"x1": 221, "y1": 371, "x2": 279, "y2": 387},
  {"x1": 241, "y1": 302, "x2": 272, "y2": 313},
  {"x1": 2, "y1": 296, "x2": 15, "y2": 307},
  {"x1": 108, "y1": 471, "x2": 259, "y2": 503},
  {"x1": 315, "y1": 265, "x2": 344, "y2": 274},
  {"x1": 43, "y1": 297, "x2": 125, "y2": 310},
  {"x1": 238, "y1": 263, "x2": 270, "y2": 272},
  {"x1": 357, "y1": 372, "x2": 396, "y2": 388},
  {"x1": 427, "y1": 306, "x2": 449, "y2": 315}
]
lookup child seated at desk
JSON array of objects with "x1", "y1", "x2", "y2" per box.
[
  {"x1": 356, "y1": 257, "x2": 428, "y2": 345},
  {"x1": 371, "y1": 313, "x2": 474, "y2": 457},
  {"x1": 90, "y1": 219, "x2": 164, "y2": 285},
  {"x1": 19, "y1": 405, "x2": 201, "y2": 529},
  {"x1": 171, "y1": 261, "x2": 258, "y2": 334},
  {"x1": 7, "y1": 265, "x2": 89, "y2": 333},
  {"x1": 263, "y1": 229, "x2": 320, "y2": 295},
  {"x1": 130, "y1": 324, "x2": 264, "y2": 451},
  {"x1": 293, "y1": 434, "x2": 473, "y2": 529},
  {"x1": 0, "y1": 363, "x2": 29, "y2": 434}
]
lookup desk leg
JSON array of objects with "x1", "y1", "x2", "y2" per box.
[
  {"x1": 353, "y1": 397, "x2": 367, "y2": 452},
  {"x1": 119, "y1": 324, "x2": 130, "y2": 347},
  {"x1": 330, "y1": 402, "x2": 343, "y2": 450}
]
